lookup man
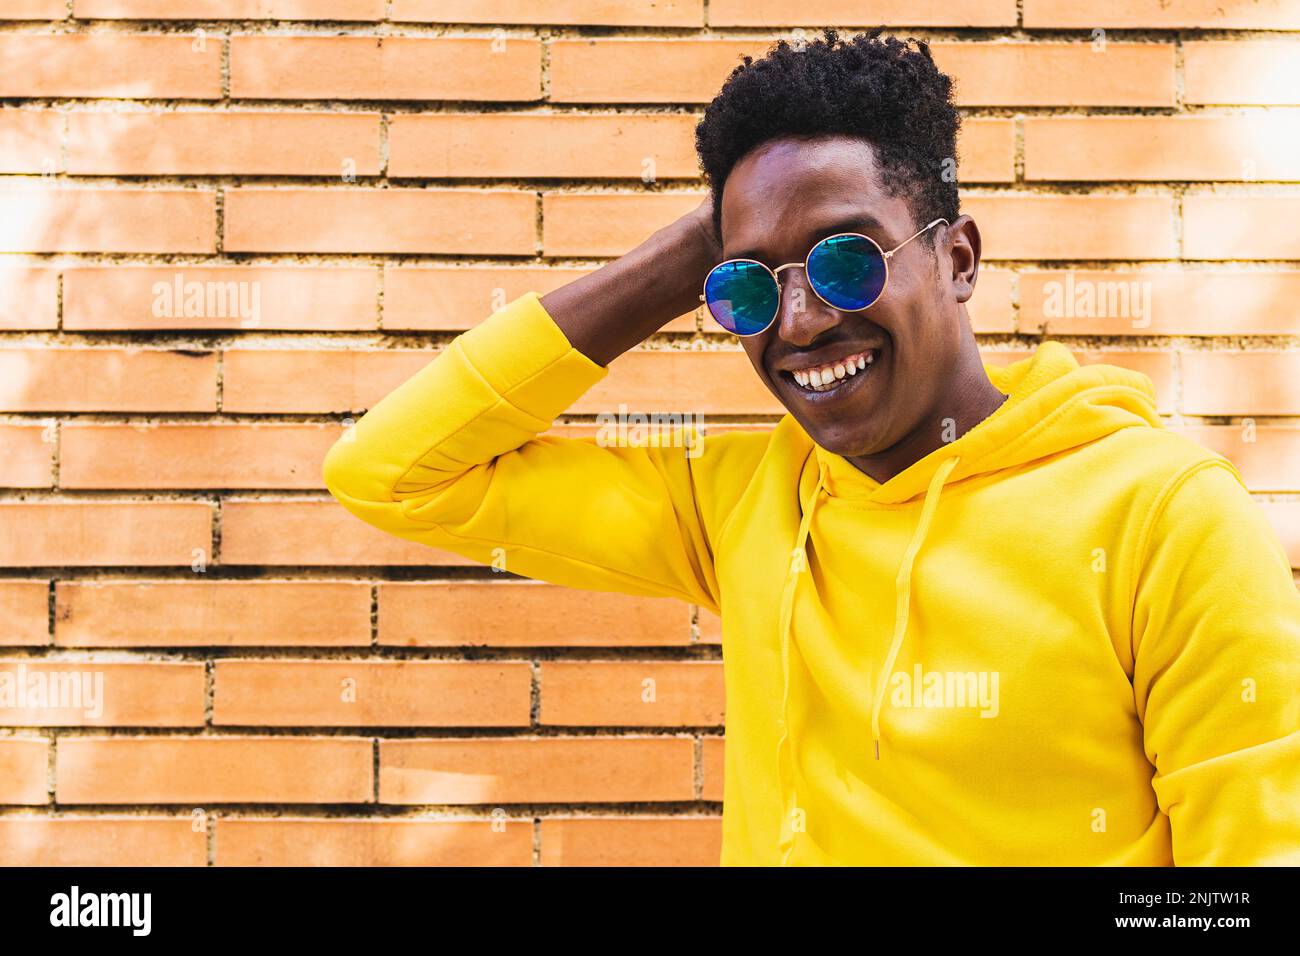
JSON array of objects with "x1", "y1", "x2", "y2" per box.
[{"x1": 324, "y1": 29, "x2": 1300, "y2": 865}]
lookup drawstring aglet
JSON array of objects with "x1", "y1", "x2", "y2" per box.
[{"x1": 874, "y1": 740, "x2": 880, "y2": 760}]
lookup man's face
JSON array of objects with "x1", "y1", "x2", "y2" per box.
[{"x1": 719, "y1": 134, "x2": 974, "y2": 459}]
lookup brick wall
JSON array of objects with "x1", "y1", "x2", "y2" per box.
[{"x1": 1, "y1": 0, "x2": 1298, "y2": 866}]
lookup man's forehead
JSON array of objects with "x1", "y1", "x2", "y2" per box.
[{"x1": 721, "y1": 202, "x2": 890, "y2": 262}]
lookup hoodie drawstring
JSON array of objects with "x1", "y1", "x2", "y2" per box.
[
  {"x1": 774, "y1": 452, "x2": 961, "y2": 864},
  {"x1": 774, "y1": 458, "x2": 827, "y2": 865},
  {"x1": 869, "y1": 455, "x2": 961, "y2": 759}
]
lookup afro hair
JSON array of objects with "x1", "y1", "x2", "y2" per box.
[{"x1": 694, "y1": 27, "x2": 961, "y2": 243}]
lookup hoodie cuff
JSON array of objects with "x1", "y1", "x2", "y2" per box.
[{"x1": 455, "y1": 290, "x2": 611, "y2": 422}]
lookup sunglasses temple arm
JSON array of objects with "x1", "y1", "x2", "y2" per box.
[{"x1": 883, "y1": 218, "x2": 949, "y2": 259}]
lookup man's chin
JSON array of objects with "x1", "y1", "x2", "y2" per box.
[{"x1": 798, "y1": 418, "x2": 892, "y2": 460}]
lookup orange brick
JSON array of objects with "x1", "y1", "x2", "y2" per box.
[
  {"x1": 0, "y1": 110, "x2": 62, "y2": 174},
  {"x1": 383, "y1": 265, "x2": 696, "y2": 332},
  {"x1": 0, "y1": 661, "x2": 204, "y2": 727},
  {"x1": 0, "y1": 35, "x2": 221, "y2": 98},
  {"x1": 1025, "y1": 115, "x2": 1300, "y2": 182},
  {"x1": 702, "y1": 736, "x2": 724, "y2": 800},
  {"x1": 1262, "y1": 501, "x2": 1300, "y2": 568},
  {"x1": 0, "y1": 581, "x2": 48, "y2": 647},
  {"x1": 1182, "y1": 352, "x2": 1300, "y2": 416},
  {"x1": 378, "y1": 581, "x2": 691, "y2": 647},
  {"x1": 60, "y1": 423, "x2": 338, "y2": 489},
  {"x1": 216, "y1": 817, "x2": 532, "y2": 866},
  {"x1": 548, "y1": 38, "x2": 1170, "y2": 109},
  {"x1": 934, "y1": 42, "x2": 1175, "y2": 108},
  {"x1": 0, "y1": 189, "x2": 215, "y2": 254},
  {"x1": 549, "y1": 38, "x2": 763, "y2": 103},
  {"x1": 388, "y1": 113, "x2": 698, "y2": 179},
  {"x1": 0, "y1": 737, "x2": 48, "y2": 804},
  {"x1": 962, "y1": 194, "x2": 1178, "y2": 261},
  {"x1": 380, "y1": 736, "x2": 694, "y2": 804},
  {"x1": 968, "y1": 269, "x2": 1015, "y2": 333},
  {"x1": 392, "y1": 0, "x2": 702, "y2": 24},
  {"x1": 0, "y1": 267, "x2": 58, "y2": 330},
  {"x1": 0, "y1": 348, "x2": 216, "y2": 412},
  {"x1": 64, "y1": 265, "x2": 377, "y2": 332},
  {"x1": 224, "y1": 188, "x2": 535, "y2": 254},
  {"x1": 74, "y1": 0, "x2": 385, "y2": 17},
  {"x1": 67, "y1": 112, "x2": 382, "y2": 177},
  {"x1": 213, "y1": 660, "x2": 532, "y2": 727},
  {"x1": 1019, "y1": 270, "x2": 1300, "y2": 336},
  {"x1": 0, "y1": 817, "x2": 206, "y2": 866},
  {"x1": 0, "y1": 424, "x2": 53, "y2": 488},
  {"x1": 1024, "y1": 0, "x2": 1300, "y2": 29},
  {"x1": 55, "y1": 580, "x2": 371, "y2": 648},
  {"x1": 220, "y1": 499, "x2": 467, "y2": 566},
  {"x1": 542, "y1": 191, "x2": 703, "y2": 257},
  {"x1": 1183, "y1": 195, "x2": 1300, "y2": 261},
  {"x1": 540, "y1": 817, "x2": 721, "y2": 866},
  {"x1": 551, "y1": 39, "x2": 1168, "y2": 109},
  {"x1": 708, "y1": 0, "x2": 1016, "y2": 26},
  {"x1": 540, "y1": 662, "x2": 724, "y2": 726},
  {"x1": 56, "y1": 736, "x2": 374, "y2": 804},
  {"x1": 1184, "y1": 42, "x2": 1300, "y2": 106},
  {"x1": 5, "y1": 0, "x2": 67, "y2": 16},
  {"x1": 0, "y1": 502, "x2": 211, "y2": 567},
  {"x1": 1173, "y1": 426, "x2": 1300, "y2": 493},
  {"x1": 958, "y1": 118, "x2": 1015, "y2": 183},
  {"x1": 696, "y1": 606, "x2": 721, "y2": 644},
  {"x1": 229, "y1": 36, "x2": 541, "y2": 101},
  {"x1": 222, "y1": 348, "x2": 431, "y2": 413}
]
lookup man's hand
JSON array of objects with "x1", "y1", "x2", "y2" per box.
[{"x1": 540, "y1": 190, "x2": 723, "y2": 367}]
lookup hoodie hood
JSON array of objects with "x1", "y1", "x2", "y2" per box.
[
  {"x1": 811, "y1": 340, "x2": 1164, "y2": 504},
  {"x1": 773, "y1": 341, "x2": 1163, "y2": 863}
]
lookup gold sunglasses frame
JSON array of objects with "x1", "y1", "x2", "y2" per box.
[{"x1": 699, "y1": 217, "x2": 949, "y2": 337}]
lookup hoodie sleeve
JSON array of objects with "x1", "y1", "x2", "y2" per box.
[
  {"x1": 322, "y1": 290, "x2": 755, "y2": 614},
  {"x1": 1132, "y1": 457, "x2": 1300, "y2": 865}
]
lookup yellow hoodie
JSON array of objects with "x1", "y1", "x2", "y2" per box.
[{"x1": 324, "y1": 290, "x2": 1300, "y2": 866}]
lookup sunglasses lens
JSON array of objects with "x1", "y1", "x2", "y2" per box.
[
  {"x1": 704, "y1": 260, "x2": 778, "y2": 335},
  {"x1": 806, "y1": 234, "x2": 887, "y2": 311}
]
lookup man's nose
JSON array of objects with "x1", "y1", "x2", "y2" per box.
[{"x1": 775, "y1": 267, "x2": 840, "y2": 346}]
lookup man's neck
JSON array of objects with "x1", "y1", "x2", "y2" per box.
[{"x1": 846, "y1": 358, "x2": 1007, "y2": 485}]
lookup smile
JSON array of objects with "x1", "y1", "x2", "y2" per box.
[{"x1": 785, "y1": 349, "x2": 878, "y2": 393}]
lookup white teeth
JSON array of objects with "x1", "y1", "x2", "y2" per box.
[{"x1": 789, "y1": 350, "x2": 876, "y2": 392}]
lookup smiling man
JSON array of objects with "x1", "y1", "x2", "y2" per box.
[{"x1": 323, "y1": 29, "x2": 1300, "y2": 866}]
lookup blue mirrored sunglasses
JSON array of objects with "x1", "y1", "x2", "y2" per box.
[{"x1": 700, "y1": 218, "x2": 948, "y2": 336}]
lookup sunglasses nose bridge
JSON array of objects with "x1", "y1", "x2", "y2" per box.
[
  {"x1": 771, "y1": 263, "x2": 840, "y2": 344},
  {"x1": 772, "y1": 260, "x2": 805, "y2": 297}
]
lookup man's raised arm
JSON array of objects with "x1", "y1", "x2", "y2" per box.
[{"x1": 322, "y1": 198, "x2": 760, "y2": 612}]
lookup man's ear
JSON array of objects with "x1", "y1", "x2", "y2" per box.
[{"x1": 946, "y1": 214, "x2": 981, "y2": 305}]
